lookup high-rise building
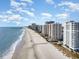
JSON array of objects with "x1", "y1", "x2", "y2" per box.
[
  {"x1": 37, "y1": 25, "x2": 42, "y2": 33},
  {"x1": 31, "y1": 23, "x2": 37, "y2": 30},
  {"x1": 45, "y1": 21, "x2": 63, "y2": 41},
  {"x1": 63, "y1": 21, "x2": 79, "y2": 51},
  {"x1": 41, "y1": 25, "x2": 47, "y2": 36}
]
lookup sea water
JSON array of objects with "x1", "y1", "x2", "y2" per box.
[{"x1": 0, "y1": 27, "x2": 25, "y2": 59}]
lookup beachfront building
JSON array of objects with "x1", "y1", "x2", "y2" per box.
[
  {"x1": 37, "y1": 25, "x2": 42, "y2": 33},
  {"x1": 41, "y1": 25, "x2": 47, "y2": 37},
  {"x1": 45, "y1": 21, "x2": 63, "y2": 42},
  {"x1": 63, "y1": 21, "x2": 79, "y2": 51},
  {"x1": 29, "y1": 23, "x2": 39, "y2": 32},
  {"x1": 45, "y1": 21, "x2": 54, "y2": 41}
]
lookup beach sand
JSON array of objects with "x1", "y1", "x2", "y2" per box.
[
  {"x1": 12, "y1": 28, "x2": 69, "y2": 59},
  {"x1": 12, "y1": 28, "x2": 35, "y2": 59}
]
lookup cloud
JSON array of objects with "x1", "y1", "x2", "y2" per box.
[
  {"x1": 8, "y1": 15, "x2": 22, "y2": 21},
  {"x1": 15, "y1": 21, "x2": 21, "y2": 25},
  {"x1": 41, "y1": 12, "x2": 52, "y2": 17},
  {"x1": 31, "y1": 8, "x2": 35, "y2": 12},
  {"x1": 0, "y1": 14, "x2": 22, "y2": 21},
  {"x1": 46, "y1": 0, "x2": 54, "y2": 5},
  {"x1": 56, "y1": 13, "x2": 69, "y2": 19},
  {"x1": 11, "y1": 0, "x2": 21, "y2": 8},
  {"x1": 6, "y1": 10, "x2": 13, "y2": 14},
  {"x1": 41, "y1": 12, "x2": 53, "y2": 21},
  {"x1": 21, "y1": 10, "x2": 35, "y2": 17},
  {"x1": 0, "y1": 15, "x2": 8, "y2": 20},
  {"x1": 58, "y1": 1, "x2": 79, "y2": 11},
  {"x1": 10, "y1": 0, "x2": 35, "y2": 17},
  {"x1": 0, "y1": 0, "x2": 35, "y2": 26},
  {"x1": 20, "y1": 0, "x2": 33, "y2": 3},
  {"x1": 11, "y1": 0, "x2": 27, "y2": 9}
]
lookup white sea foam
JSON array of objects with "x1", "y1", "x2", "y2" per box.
[{"x1": 2, "y1": 28, "x2": 25, "y2": 59}]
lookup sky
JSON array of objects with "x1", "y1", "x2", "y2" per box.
[{"x1": 0, "y1": 0, "x2": 79, "y2": 27}]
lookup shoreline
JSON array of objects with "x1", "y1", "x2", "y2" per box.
[
  {"x1": 12, "y1": 29, "x2": 26, "y2": 59},
  {"x1": 2, "y1": 28, "x2": 25, "y2": 59},
  {"x1": 11, "y1": 28, "x2": 70, "y2": 59},
  {"x1": 11, "y1": 35, "x2": 25, "y2": 59}
]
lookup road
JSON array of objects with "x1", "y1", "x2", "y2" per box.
[{"x1": 12, "y1": 28, "x2": 69, "y2": 59}]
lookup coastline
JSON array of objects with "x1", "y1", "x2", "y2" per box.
[
  {"x1": 11, "y1": 29, "x2": 69, "y2": 59},
  {"x1": 12, "y1": 28, "x2": 27, "y2": 59},
  {"x1": 11, "y1": 34, "x2": 25, "y2": 59},
  {"x1": 2, "y1": 28, "x2": 25, "y2": 59},
  {"x1": 12, "y1": 28, "x2": 35, "y2": 59}
]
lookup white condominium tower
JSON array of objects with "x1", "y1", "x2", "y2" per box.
[{"x1": 63, "y1": 21, "x2": 79, "y2": 51}]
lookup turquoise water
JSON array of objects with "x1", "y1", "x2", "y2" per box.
[{"x1": 0, "y1": 27, "x2": 23, "y2": 57}]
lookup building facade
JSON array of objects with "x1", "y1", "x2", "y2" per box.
[
  {"x1": 63, "y1": 21, "x2": 79, "y2": 51},
  {"x1": 41, "y1": 25, "x2": 47, "y2": 36},
  {"x1": 37, "y1": 25, "x2": 42, "y2": 33},
  {"x1": 45, "y1": 21, "x2": 63, "y2": 41}
]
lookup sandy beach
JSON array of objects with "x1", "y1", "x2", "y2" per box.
[
  {"x1": 12, "y1": 28, "x2": 34, "y2": 59},
  {"x1": 12, "y1": 28, "x2": 69, "y2": 59}
]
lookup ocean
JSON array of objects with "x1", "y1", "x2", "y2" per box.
[{"x1": 0, "y1": 27, "x2": 25, "y2": 59}]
